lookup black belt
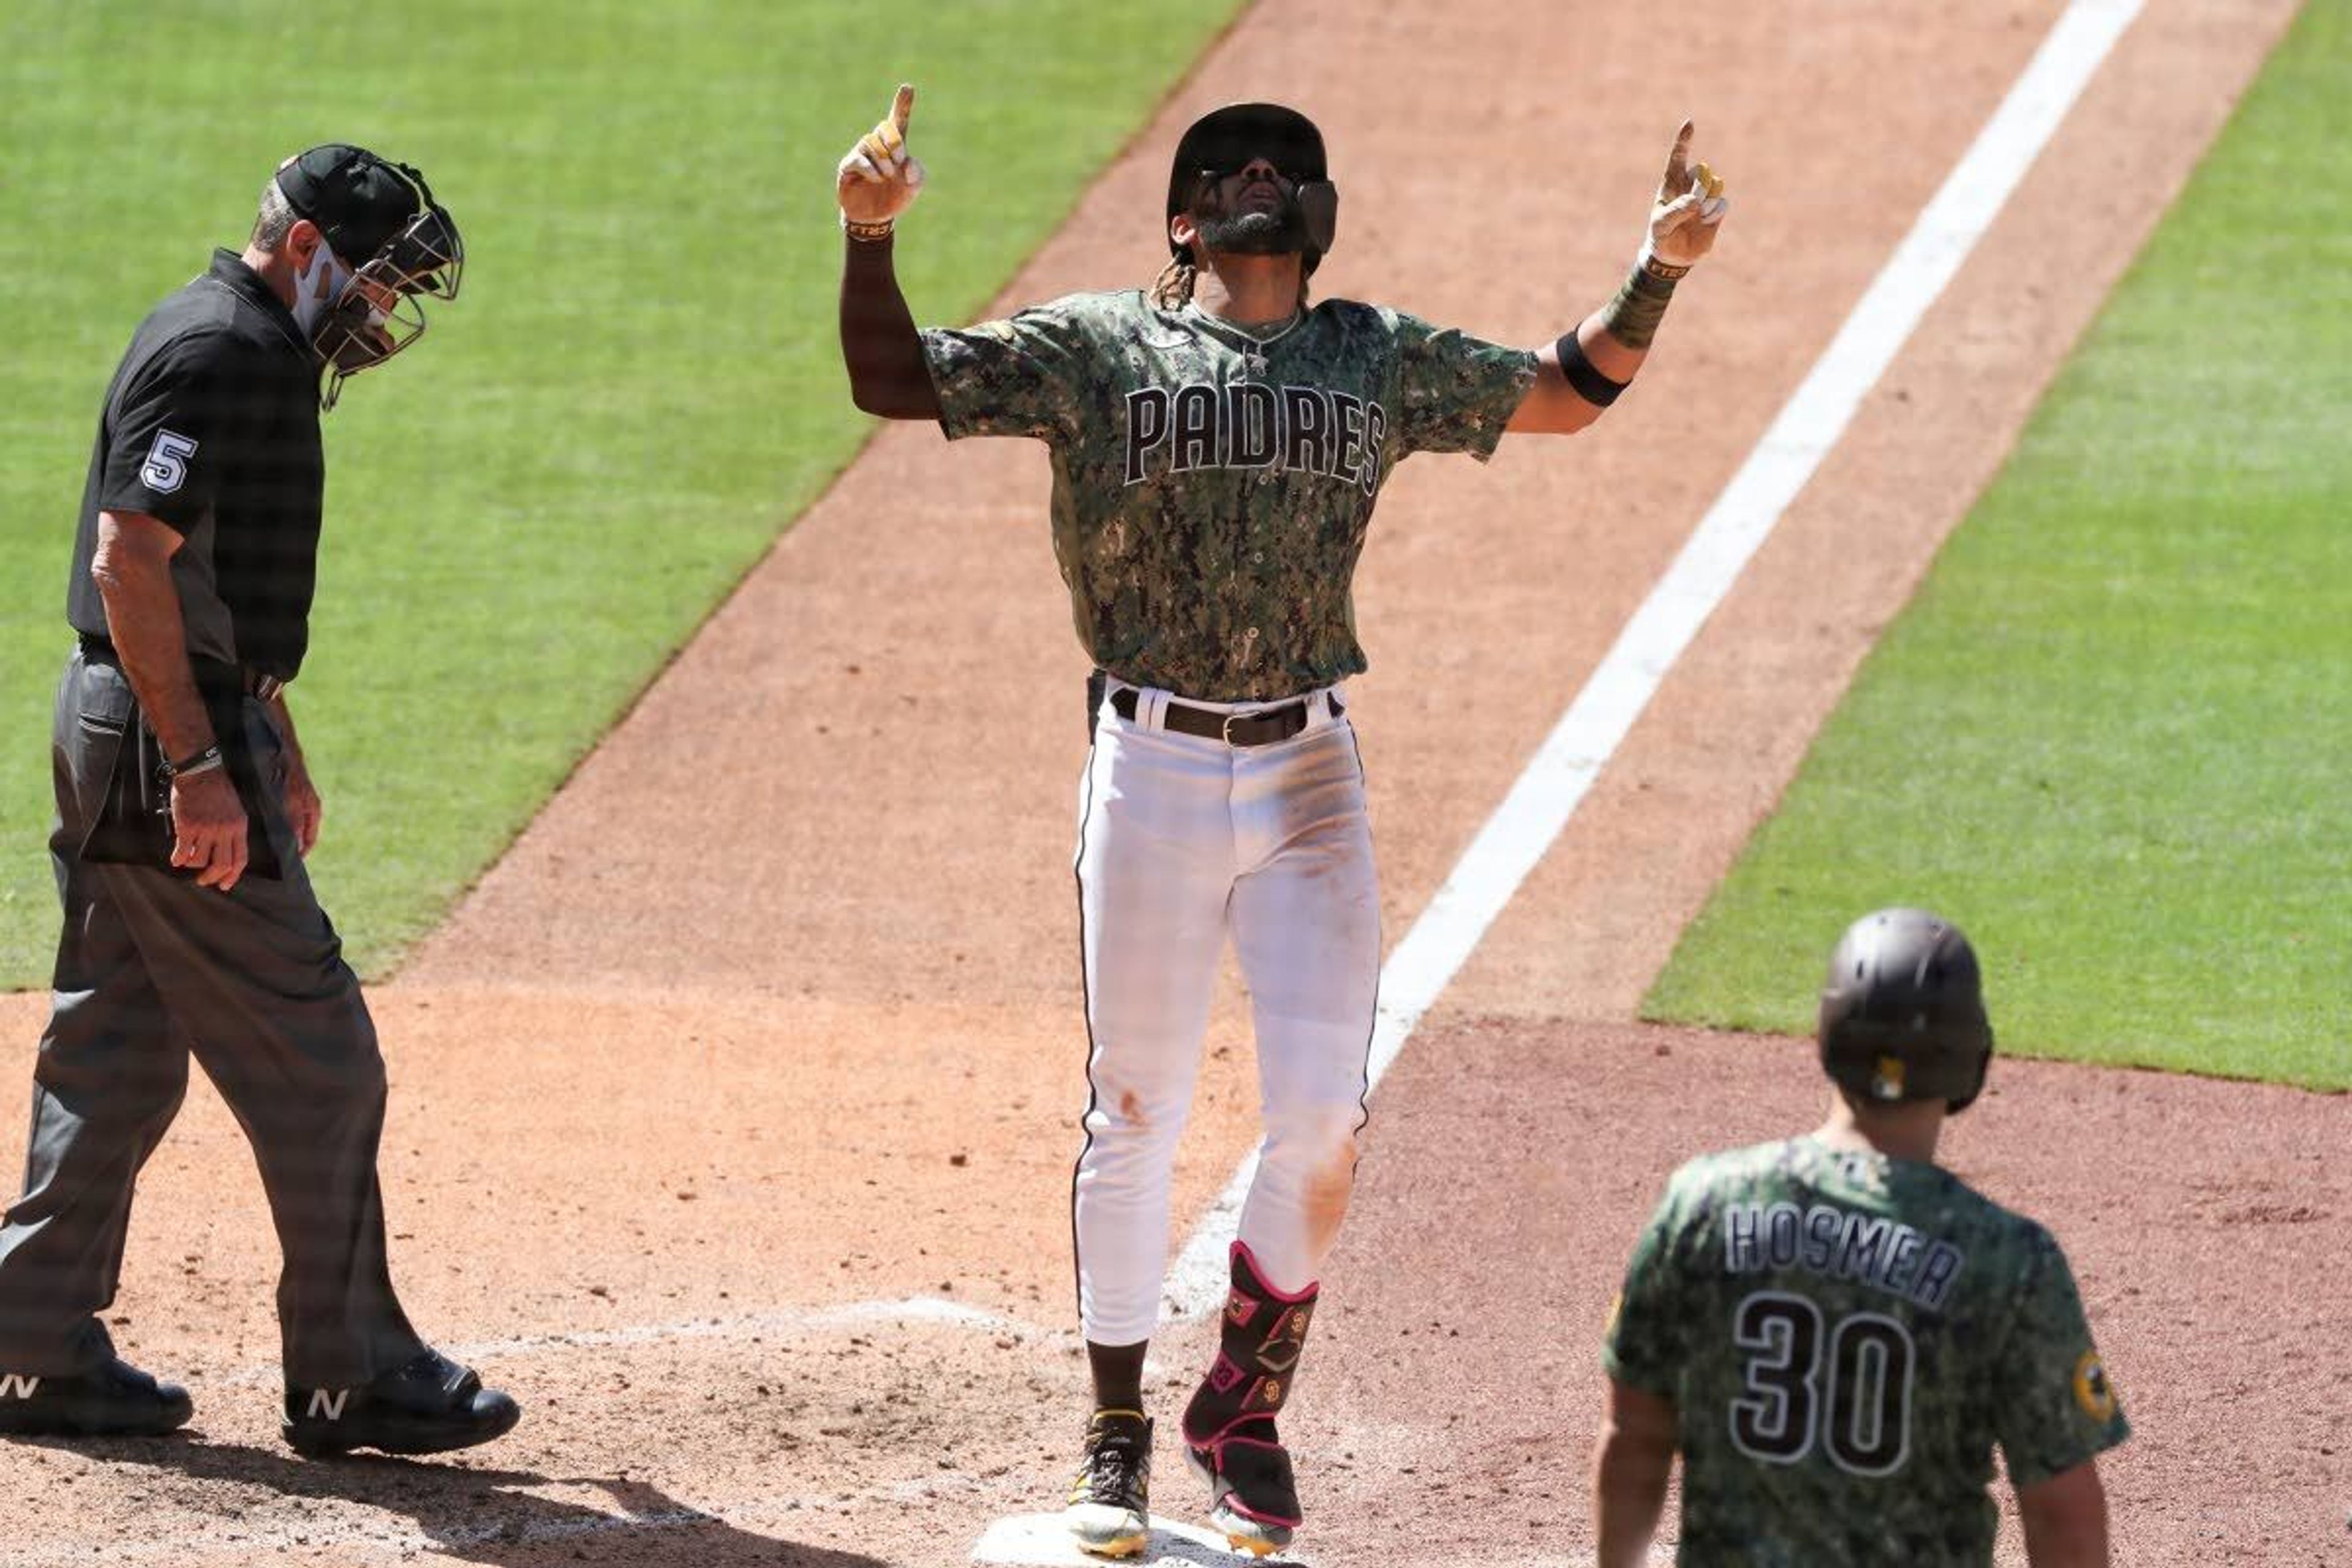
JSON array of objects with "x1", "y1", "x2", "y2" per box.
[
  {"x1": 78, "y1": 635, "x2": 286, "y2": 702},
  {"x1": 1109, "y1": 686, "x2": 1340, "y2": 747}
]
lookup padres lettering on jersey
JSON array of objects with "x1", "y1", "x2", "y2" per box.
[
  {"x1": 921, "y1": 290, "x2": 1535, "y2": 701},
  {"x1": 1121, "y1": 382, "x2": 1387, "y2": 494},
  {"x1": 1602, "y1": 1137, "x2": 2129, "y2": 1568}
]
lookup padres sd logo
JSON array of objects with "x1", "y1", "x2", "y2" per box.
[
  {"x1": 2072, "y1": 1350, "x2": 2118, "y2": 1421},
  {"x1": 1871, "y1": 1054, "x2": 1907, "y2": 1099}
]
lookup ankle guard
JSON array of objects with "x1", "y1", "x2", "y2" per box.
[{"x1": 1182, "y1": 1240, "x2": 1317, "y2": 1446}]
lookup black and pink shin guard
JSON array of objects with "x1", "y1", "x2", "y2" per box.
[{"x1": 1182, "y1": 1241, "x2": 1317, "y2": 1496}]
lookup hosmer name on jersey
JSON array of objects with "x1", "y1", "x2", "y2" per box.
[
  {"x1": 1724, "y1": 1201, "x2": 1967, "y2": 1312},
  {"x1": 1125, "y1": 383, "x2": 1388, "y2": 495}
]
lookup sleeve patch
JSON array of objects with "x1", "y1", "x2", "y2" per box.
[
  {"x1": 139, "y1": 429, "x2": 200, "y2": 494},
  {"x1": 2071, "y1": 1351, "x2": 2117, "y2": 1422}
]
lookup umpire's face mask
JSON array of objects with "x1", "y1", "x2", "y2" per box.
[
  {"x1": 288, "y1": 234, "x2": 355, "y2": 339},
  {"x1": 309, "y1": 203, "x2": 464, "y2": 412}
]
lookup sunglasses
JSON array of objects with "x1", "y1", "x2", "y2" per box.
[{"x1": 1186, "y1": 165, "x2": 1304, "y2": 212}]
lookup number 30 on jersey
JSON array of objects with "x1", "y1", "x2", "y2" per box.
[{"x1": 1729, "y1": 1290, "x2": 1915, "y2": 1475}]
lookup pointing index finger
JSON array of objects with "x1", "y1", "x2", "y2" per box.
[
  {"x1": 891, "y1": 83, "x2": 914, "y2": 138},
  {"x1": 1662, "y1": 119, "x2": 1694, "y2": 193}
]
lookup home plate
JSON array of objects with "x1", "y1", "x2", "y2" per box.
[{"x1": 971, "y1": 1513, "x2": 1310, "y2": 1565}]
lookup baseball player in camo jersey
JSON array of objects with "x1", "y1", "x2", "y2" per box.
[
  {"x1": 836, "y1": 86, "x2": 1728, "y2": 1557},
  {"x1": 1596, "y1": 909, "x2": 2130, "y2": 1566}
]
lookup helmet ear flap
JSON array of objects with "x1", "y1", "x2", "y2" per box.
[
  {"x1": 1945, "y1": 1030, "x2": 1994, "y2": 1115},
  {"x1": 1295, "y1": 181, "x2": 1338, "y2": 254}
]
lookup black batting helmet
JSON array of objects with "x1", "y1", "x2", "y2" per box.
[
  {"x1": 1165, "y1": 102, "x2": 1338, "y2": 273},
  {"x1": 1817, "y1": 908, "x2": 1994, "y2": 1114}
]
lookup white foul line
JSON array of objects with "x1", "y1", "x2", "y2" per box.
[{"x1": 1161, "y1": 0, "x2": 2146, "y2": 1320}]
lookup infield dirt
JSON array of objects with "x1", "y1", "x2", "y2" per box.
[{"x1": 0, "y1": 1, "x2": 2335, "y2": 1564}]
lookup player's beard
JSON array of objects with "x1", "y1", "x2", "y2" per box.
[{"x1": 1193, "y1": 190, "x2": 1306, "y2": 257}]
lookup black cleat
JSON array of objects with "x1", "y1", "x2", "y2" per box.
[
  {"x1": 0, "y1": 1356, "x2": 192, "y2": 1438},
  {"x1": 1185, "y1": 1417, "x2": 1300, "y2": 1558},
  {"x1": 284, "y1": 1348, "x2": 519, "y2": 1458}
]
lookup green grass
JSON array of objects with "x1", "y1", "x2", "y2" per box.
[
  {"x1": 1645, "y1": 0, "x2": 2352, "y2": 1091},
  {"x1": 0, "y1": 0, "x2": 1241, "y2": 983}
]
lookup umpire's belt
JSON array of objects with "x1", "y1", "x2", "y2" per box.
[
  {"x1": 1110, "y1": 687, "x2": 1339, "y2": 747},
  {"x1": 79, "y1": 635, "x2": 287, "y2": 702}
]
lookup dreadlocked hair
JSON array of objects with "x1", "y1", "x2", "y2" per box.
[
  {"x1": 1149, "y1": 254, "x2": 1316, "y2": 312},
  {"x1": 1150, "y1": 255, "x2": 1198, "y2": 309}
]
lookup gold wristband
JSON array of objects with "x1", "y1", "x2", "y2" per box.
[
  {"x1": 842, "y1": 214, "x2": 895, "y2": 243},
  {"x1": 1638, "y1": 249, "x2": 1691, "y2": 282}
]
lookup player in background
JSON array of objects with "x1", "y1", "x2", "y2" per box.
[
  {"x1": 1596, "y1": 908, "x2": 2128, "y2": 1566},
  {"x1": 836, "y1": 86, "x2": 1727, "y2": 1556}
]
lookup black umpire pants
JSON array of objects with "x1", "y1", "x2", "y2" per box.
[{"x1": 0, "y1": 650, "x2": 425, "y2": 1387}]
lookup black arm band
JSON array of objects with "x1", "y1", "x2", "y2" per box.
[
  {"x1": 165, "y1": 744, "x2": 223, "y2": 778},
  {"x1": 1556, "y1": 331, "x2": 1627, "y2": 408}
]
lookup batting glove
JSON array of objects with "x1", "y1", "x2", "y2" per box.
[
  {"x1": 837, "y1": 84, "x2": 927, "y2": 236},
  {"x1": 1643, "y1": 119, "x2": 1730, "y2": 272}
]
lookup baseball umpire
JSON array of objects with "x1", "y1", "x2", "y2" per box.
[
  {"x1": 0, "y1": 145, "x2": 518, "y2": 1457},
  {"x1": 837, "y1": 87, "x2": 1728, "y2": 1556},
  {"x1": 1594, "y1": 909, "x2": 2129, "y2": 1565}
]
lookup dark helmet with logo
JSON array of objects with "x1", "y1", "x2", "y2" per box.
[
  {"x1": 1164, "y1": 102, "x2": 1338, "y2": 274},
  {"x1": 273, "y1": 143, "x2": 464, "y2": 407},
  {"x1": 1817, "y1": 907, "x2": 1995, "y2": 1114}
]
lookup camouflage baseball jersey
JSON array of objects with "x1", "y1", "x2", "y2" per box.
[
  {"x1": 921, "y1": 290, "x2": 1537, "y2": 701},
  {"x1": 1602, "y1": 1136, "x2": 2128, "y2": 1566}
]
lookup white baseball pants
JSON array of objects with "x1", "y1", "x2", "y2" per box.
[{"x1": 1070, "y1": 679, "x2": 1380, "y2": 1346}]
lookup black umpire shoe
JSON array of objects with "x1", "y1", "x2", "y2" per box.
[
  {"x1": 0, "y1": 1356, "x2": 192, "y2": 1438},
  {"x1": 283, "y1": 1348, "x2": 519, "y2": 1458}
]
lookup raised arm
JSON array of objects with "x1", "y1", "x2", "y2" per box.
[
  {"x1": 837, "y1": 83, "x2": 943, "y2": 421},
  {"x1": 1509, "y1": 121, "x2": 1730, "y2": 435}
]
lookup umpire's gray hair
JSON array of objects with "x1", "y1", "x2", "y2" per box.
[{"x1": 249, "y1": 178, "x2": 297, "y2": 251}]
